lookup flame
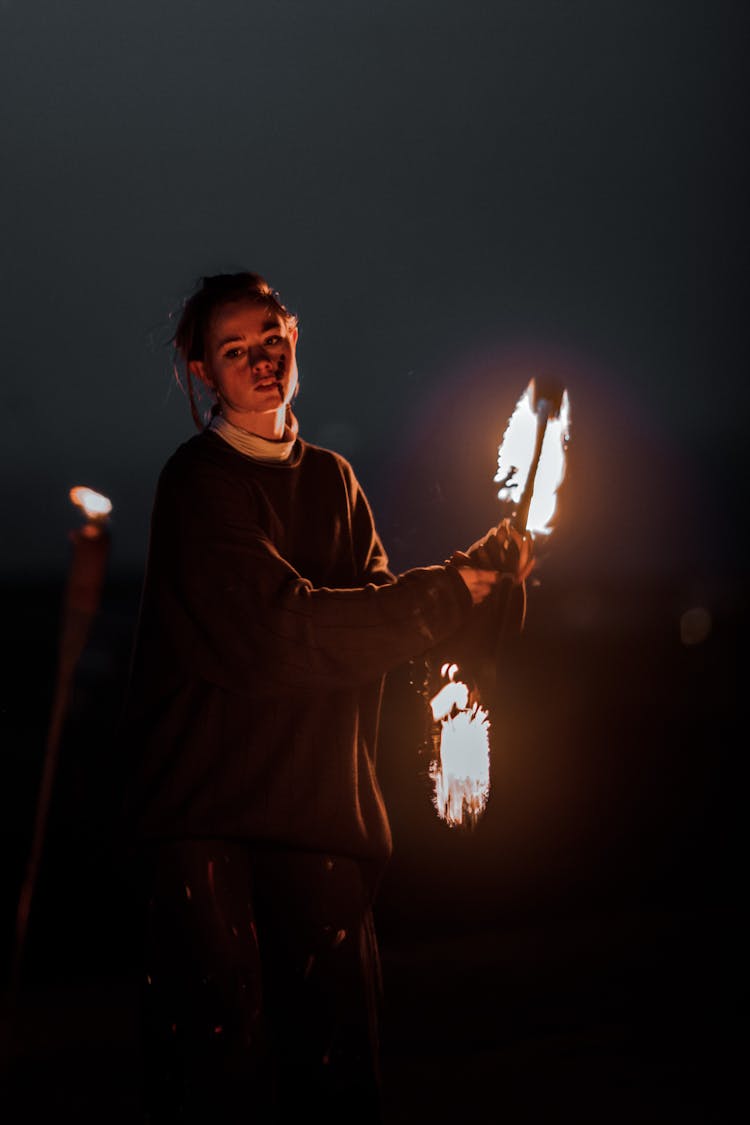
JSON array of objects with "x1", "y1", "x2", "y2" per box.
[
  {"x1": 429, "y1": 663, "x2": 491, "y2": 827},
  {"x1": 494, "y1": 381, "x2": 570, "y2": 535},
  {"x1": 69, "y1": 486, "x2": 112, "y2": 520}
]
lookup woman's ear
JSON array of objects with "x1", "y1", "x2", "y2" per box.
[{"x1": 189, "y1": 359, "x2": 212, "y2": 388}]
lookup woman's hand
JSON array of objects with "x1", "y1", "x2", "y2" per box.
[
  {"x1": 454, "y1": 567, "x2": 503, "y2": 605},
  {"x1": 449, "y1": 518, "x2": 535, "y2": 588}
]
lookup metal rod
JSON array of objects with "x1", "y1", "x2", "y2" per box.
[
  {"x1": 4, "y1": 522, "x2": 109, "y2": 1066},
  {"x1": 493, "y1": 379, "x2": 565, "y2": 679}
]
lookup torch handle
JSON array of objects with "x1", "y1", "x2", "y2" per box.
[
  {"x1": 491, "y1": 404, "x2": 550, "y2": 681},
  {"x1": 491, "y1": 574, "x2": 528, "y2": 682},
  {"x1": 6, "y1": 525, "x2": 109, "y2": 1037}
]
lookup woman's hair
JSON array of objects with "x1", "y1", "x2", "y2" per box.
[{"x1": 172, "y1": 272, "x2": 298, "y2": 430}]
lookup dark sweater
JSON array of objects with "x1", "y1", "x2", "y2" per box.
[{"x1": 121, "y1": 430, "x2": 473, "y2": 864}]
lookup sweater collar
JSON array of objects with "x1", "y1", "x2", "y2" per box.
[{"x1": 208, "y1": 409, "x2": 299, "y2": 463}]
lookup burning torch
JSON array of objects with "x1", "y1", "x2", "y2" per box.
[
  {"x1": 7, "y1": 486, "x2": 112, "y2": 1021},
  {"x1": 495, "y1": 376, "x2": 570, "y2": 542},
  {"x1": 493, "y1": 376, "x2": 570, "y2": 653},
  {"x1": 426, "y1": 377, "x2": 570, "y2": 829}
]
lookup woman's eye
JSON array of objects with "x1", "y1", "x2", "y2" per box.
[{"x1": 264, "y1": 336, "x2": 282, "y2": 347}]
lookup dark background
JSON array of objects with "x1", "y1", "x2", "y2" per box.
[{"x1": 1, "y1": 1, "x2": 746, "y2": 1121}]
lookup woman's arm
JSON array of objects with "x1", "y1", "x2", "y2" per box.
[{"x1": 146, "y1": 456, "x2": 476, "y2": 695}]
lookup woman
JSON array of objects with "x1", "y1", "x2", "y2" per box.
[{"x1": 121, "y1": 271, "x2": 533, "y2": 1124}]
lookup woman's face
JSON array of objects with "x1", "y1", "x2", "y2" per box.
[{"x1": 190, "y1": 299, "x2": 299, "y2": 437}]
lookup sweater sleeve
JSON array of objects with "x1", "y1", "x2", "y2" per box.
[
  {"x1": 149, "y1": 453, "x2": 472, "y2": 696},
  {"x1": 341, "y1": 456, "x2": 395, "y2": 587}
]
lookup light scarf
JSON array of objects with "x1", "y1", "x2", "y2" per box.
[{"x1": 209, "y1": 408, "x2": 299, "y2": 463}]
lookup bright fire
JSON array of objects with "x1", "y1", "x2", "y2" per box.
[
  {"x1": 429, "y1": 663, "x2": 491, "y2": 828},
  {"x1": 69, "y1": 486, "x2": 112, "y2": 520},
  {"x1": 494, "y1": 381, "x2": 571, "y2": 534}
]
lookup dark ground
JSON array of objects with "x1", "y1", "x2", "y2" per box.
[{"x1": 0, "y1": 570, "x2": 744, "y2": 1123}]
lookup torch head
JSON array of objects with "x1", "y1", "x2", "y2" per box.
[
  {"x1": 529, "y1": 376, "x2": 566, "y2": 419},
  {"x1": 70, "y1": 486, "x2": 112, "y2": 521}
]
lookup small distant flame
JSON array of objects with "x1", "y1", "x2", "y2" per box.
[
  {"x1": 429, "y1": 663, "x2": 491, "y2": 828},
  {"x1": 494, "y1": 382, "x2": 570, "y2": 535},
  {"x1": 69, "y1": 486, "x2": 112, "y2": 521}
]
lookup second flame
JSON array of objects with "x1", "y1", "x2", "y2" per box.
[{"x1": 429, "y1": 663, "x2": 491, "y2": 828}]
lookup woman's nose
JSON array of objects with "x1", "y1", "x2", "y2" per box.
[{"x1": 248, "y1": 345, "x2": 272, "y2": 369}]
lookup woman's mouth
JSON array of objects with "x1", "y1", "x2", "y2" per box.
[{"x1": 254, "y1": 357, "x2": 285, "y2": 393}]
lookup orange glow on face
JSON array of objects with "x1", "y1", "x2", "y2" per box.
[
  {"x1": 69, "y1": 486, "x2": 112, "y2": 520},
  {"x1": 429, "y1": 663, "x2": 491, "y2": 828},
  {"x1": 494, "y1": 381, "x2": 571, "y2": 535}
]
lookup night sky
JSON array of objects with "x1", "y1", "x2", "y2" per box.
[
  {"x1": 1, "y1": 0, "x2": 747, "y2": 592},
  {"x1": 2, "y1": 7, "x2": 747, "y2": 1117}
]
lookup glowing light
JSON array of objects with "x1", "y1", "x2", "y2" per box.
[
  {"x1": 429, "y1": 663, "x2": 491, "y2": 827},
  {"x1": 495, "y1": 381, "x2": 571, "y2": 535},
  {"x1": 69, "y1": 486, "x2": 112, "y2": 520}
]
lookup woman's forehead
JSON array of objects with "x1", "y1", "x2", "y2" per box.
[{"x1": 209, "y1": 299, "x2": 283, "y2": 340}]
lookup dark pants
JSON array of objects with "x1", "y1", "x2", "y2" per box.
[{"x1": 131, "y1": 840, "x2": 384, "y2": 1124}]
